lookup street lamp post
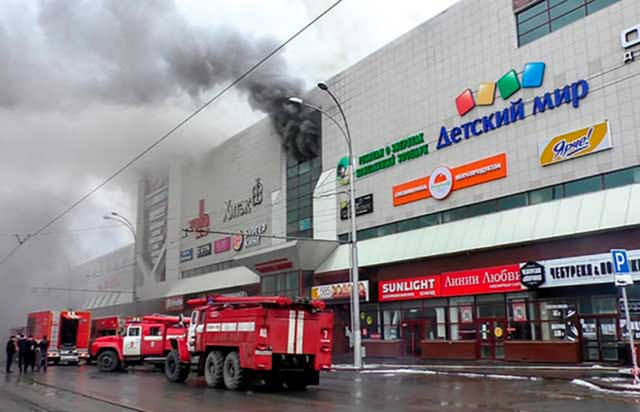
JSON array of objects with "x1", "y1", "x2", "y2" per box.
[
  {"x1": 289, "y1": 82, "x2": 363, "y2": 369},
  {"x1": 104, "y1": 212, "x2": 138, "y2": 305}
]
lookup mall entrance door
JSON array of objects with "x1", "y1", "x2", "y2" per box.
[
  {"x1": 477, "y1": 318, "x2": 506, "y2": 360},
  {"x1": 580, "y1": 316, "x2": 619, "y2": 362},
  {"x1": 402, "y1": 319, "x2": 426, "y2": 356}
]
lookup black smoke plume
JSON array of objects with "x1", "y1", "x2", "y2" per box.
[{"x1": 21, "y1": 0, "x2": 320, "y2": 160}]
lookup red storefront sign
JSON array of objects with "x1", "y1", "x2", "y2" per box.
[
  {"x1": 377, "y1": 264, "x2": 523, "y2": 302},
  {"x1": 379, "y1": 275, "x2": 440, "y2": 302},
  {"x1": 441, "y1": 264, "x2": 522, "y2": 297}
]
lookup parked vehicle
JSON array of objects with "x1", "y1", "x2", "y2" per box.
[
  {"x1": 90, "y1": 314, "x2": 189, "y2": 372},
  {"x1": 27, "y1": 310, "x2": 91, "y2": 365},
  {"x1": 164, "y1": 295, "x2": 333, "y2": 391}
]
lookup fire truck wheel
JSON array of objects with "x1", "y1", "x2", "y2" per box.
[
  {"x1": 204, "y1": 351, "x2": 224, "y2": 388},
  {"x1": 223, "y1": 351, "x2": 246, "y2": 391},
  {"x1": 97, "y1": 350, "x2": 120, "y2": 372},
  {"x1": 165, "y1": 350, "x2": 190, "y2": 383}
]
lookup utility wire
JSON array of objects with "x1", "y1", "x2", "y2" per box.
[{"x1": 0, "y1": 0, "x2": 343, "y2": 267}]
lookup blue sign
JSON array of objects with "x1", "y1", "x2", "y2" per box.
[
  {"x1": 612, "y1": 249, "x2": 630, "y2": 273},
  {"x1": 611, "y1": 249, "x2": 633, "y2": 286},
  {"x1": 180, "y1": 248, "x2": 193, "y2": 262}
]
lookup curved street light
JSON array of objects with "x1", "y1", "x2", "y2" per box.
[
  {"x1": 289, "y1": 82, "x2": 362, "y2": 369},
  {"x1": 104, "y1": 212, "x2": 138, "y2": 303}
]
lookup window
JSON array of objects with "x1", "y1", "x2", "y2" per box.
[
  {"x1": 149, "y1": 327, "x2": 161, "y2": 336},
  {"x1": 334, "y1": 167, "x2": 637, "y2": 244},
  {"x1": 127, "y1": 327, "x2": 140, "y2": 337},
  {"x1": 528, "y1": 187, "x2": 552, "y2": 205},
  {"x1": 516, "y1": 0, "x2": 620, "y2": 46},
  {"x1": 564, "y1": 175, "x2": 601, "y2": 197},
  {"x1": 497, "y1": 193, "x2": 528, "y2": 211},
  {"x1": 418, "y1": 213, "x2": 440, "y2": 228},
  {"x1": 286, "y1": 144, "x2": 322, "y2": 239},
  {"x1": 358, "y1": 227, "x2": 376, "y2": 241},
  {"x1": 397, "y1": 218, "x2": 418, "y2": 233},
  {"x1": 467, "y1": 200, "x2": 497, "y2": 218},
  {"x1": 261, "y1": 271, "x2": 300, "y2": 297},
  {"x1": 376, "y1": 223, "x2": 396, "y2": 237},
  {"x1": 604, "y1": 167, "x2": 640, "y2": 189},
  {"x1": 442, "y1": 206, "x2": 467, "y2": 223}
]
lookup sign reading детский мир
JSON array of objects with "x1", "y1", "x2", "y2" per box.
[
  {"x1": 538, "y1": 121, "x2": 611, "y2": 166},
  {"x1": 356, "y1": 132, "x2": 429, "y2": 178}
]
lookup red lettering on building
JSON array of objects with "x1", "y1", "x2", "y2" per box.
[{"x1": 188, "y1": 199, "x2": 210, "y2": 239}]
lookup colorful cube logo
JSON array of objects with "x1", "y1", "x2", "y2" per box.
[
  {"x1": 497, "y1": 70, "x2": 521, "y2": 100},
  {"x1": 522, "y1": 62, "x2": 545, "y2": 88},
  {"x1": 455, "y1": 89, "x2": 475, "y2": 116},
  {"x1": 454, "y1": 62, "x2": 546, "y2": 116},
  {"x1": 476, "y1": 83, "x2": 496, "y2": 106}
]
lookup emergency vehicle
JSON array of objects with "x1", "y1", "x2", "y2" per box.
[
  {"x1": 164, "y1": 295, "x2": 333, "y2": 391},
  {"x1": 90, "y1": 315, "x2": 123, "y2": 341},
  {"x1": 89, "y1": 314, "x2": 189, "y2": 372},
  {"x1": 26, "y1": 310, "x2": 91, "y2": 364}
]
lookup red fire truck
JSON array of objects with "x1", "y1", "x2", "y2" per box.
[
  {"x1": 164, "y1": 296, "x2": 333, "y2": 391},
  {"x1": 90, "y1": 315, "x2": 123, "y2": 341},
  {"x1": 27, "y1": 310, "x2": 92, "y2": 365},
  {"x1": 90, "y1": 314, "x2": 189, "y2": 372}
]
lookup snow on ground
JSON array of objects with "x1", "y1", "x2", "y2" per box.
[
  {"x1": 572, "y1": 379, "x2": 640, "y2": 395},
  {"x1": 357, "y1": 368, "x2": 539, "y2": 381}
]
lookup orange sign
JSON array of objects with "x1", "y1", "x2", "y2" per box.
[{"x1": 392, "y1": 153, "x2": 507, "y2": 206}]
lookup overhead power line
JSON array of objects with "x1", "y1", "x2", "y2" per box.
[{"x1": 0, "y1": 0, "x2": 343, "y2": 268}]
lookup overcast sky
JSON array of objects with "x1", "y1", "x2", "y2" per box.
[{"x1": 0, "y1": 0, "x2": 456, "y2": 335}]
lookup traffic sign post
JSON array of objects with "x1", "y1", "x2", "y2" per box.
[{"x1": 611, "y1": 249, "x2": 639, "y2": 384}]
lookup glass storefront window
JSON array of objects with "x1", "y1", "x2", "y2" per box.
[
  {"x1": 449, "y1": 296, "x2": 474, "y2": 341},
  {"x1": 383, "y1": 310, "x2": 401, "y2": 340},
  {"x1": 564, "y1": 175, "x2": 602, "y2": 197},
  {"x1": 539, "y1": 300, "x2": 579, "y2": 341}
]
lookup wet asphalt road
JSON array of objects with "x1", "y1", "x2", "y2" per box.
[{"x1": 2, "y1": 365, "x2": 640, "y2": 412}]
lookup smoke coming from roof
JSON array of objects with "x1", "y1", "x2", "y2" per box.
[{"x1": 19, "y1": 0, "x2": 320, "y2": 159}]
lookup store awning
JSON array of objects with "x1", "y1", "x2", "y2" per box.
[
  {"x1": 234, "y1": 239, "x2": 339, "y2": 276},
  {"x1": 316, "y1": 183, "x2": 640, "y2": 274}
]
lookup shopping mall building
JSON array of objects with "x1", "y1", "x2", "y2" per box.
[{"x1": 80, "y1": 0, "x2": 640, "y2": 363}]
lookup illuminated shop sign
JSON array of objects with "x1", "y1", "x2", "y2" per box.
[
  {"x1": 621, "y1": 23, "x2": 640, "y2": 48},
  {"x1": 196, "y1": 243, "x2": 212, "y2": 258},
  {"x1": 538, "y1": 250, "x2": 640, "y2": 289},
  {"x1": 244, "y1": 224, "x2": 267, "y2": 248},
  {"x1": 440, "y1": 265, "x2": 523, "y2": 297},
  {"x1": 223, "y1": 178, "x2": 264, "y2": 222},
  {"x1": 539, "y1": 121, "x2": 611, "y2": 166},
  {"x1": 180, "y1": 249, "x2": 193, "y2": 262},
  {"x1": 621, "y1": 23, "x2": 639, "y2": 63},
  {"x1": 438, "y1": 62, "x2": 590, "y2": 150},
  {"x1": 356, "y1": 132, "x2": 429, "y2": 178},
  {"x1": 312, "y1": 281, "x2": 370, "y2": 302},
  {"x1": 392, "y1": 153, "x2": 507, "y2": 206},
  {"x1": 214, "y1": 237, "x2": 231, "y2": 254},
  {"x1": 378, "y1": 264, "x2": 522, "y2": 302},
  {"x1": 520, "y1": 261, "x2": 545, "y2": 289},
  {"x1": 340, "y1": 194, "x2": 373, "y2": 220},
  {"x1": 379, "y1": 275, "x2": 440, "y2": 302}
]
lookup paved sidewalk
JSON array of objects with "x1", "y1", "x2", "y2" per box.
[{"x1": 332, "y1": 356, "x2": 640, "y2": 393}]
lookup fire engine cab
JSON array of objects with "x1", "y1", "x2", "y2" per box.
[
  {"x1": 164, "y1": 295, "x2": 333, "y2": 391},
  {"x1": 90, "y1": 315, "x2": 188, "y2": 372}
]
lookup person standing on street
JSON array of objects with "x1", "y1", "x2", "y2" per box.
[
  {"x1": 34, "y1": 338, "x2": 42, "y2": 371},
  {"x1": 5, "y1": 336, "x2": 16, "y2": 373},
  {"x1": 17, "y1": 334, "x2": 28, "y2": 373},
  {"x1": 38, "y1": 336, "x2": 48, "y2": 372},
  {"x1": 26, "y1": 335, "x2": 36, "y2": 372}
]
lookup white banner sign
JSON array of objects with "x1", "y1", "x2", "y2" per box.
[
  {"x1": 311, "y1": 281, "x2": 370, "y2": 302},
  {"x1": 538, "y1": 249, "x2": 640, "y2": 288}
]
